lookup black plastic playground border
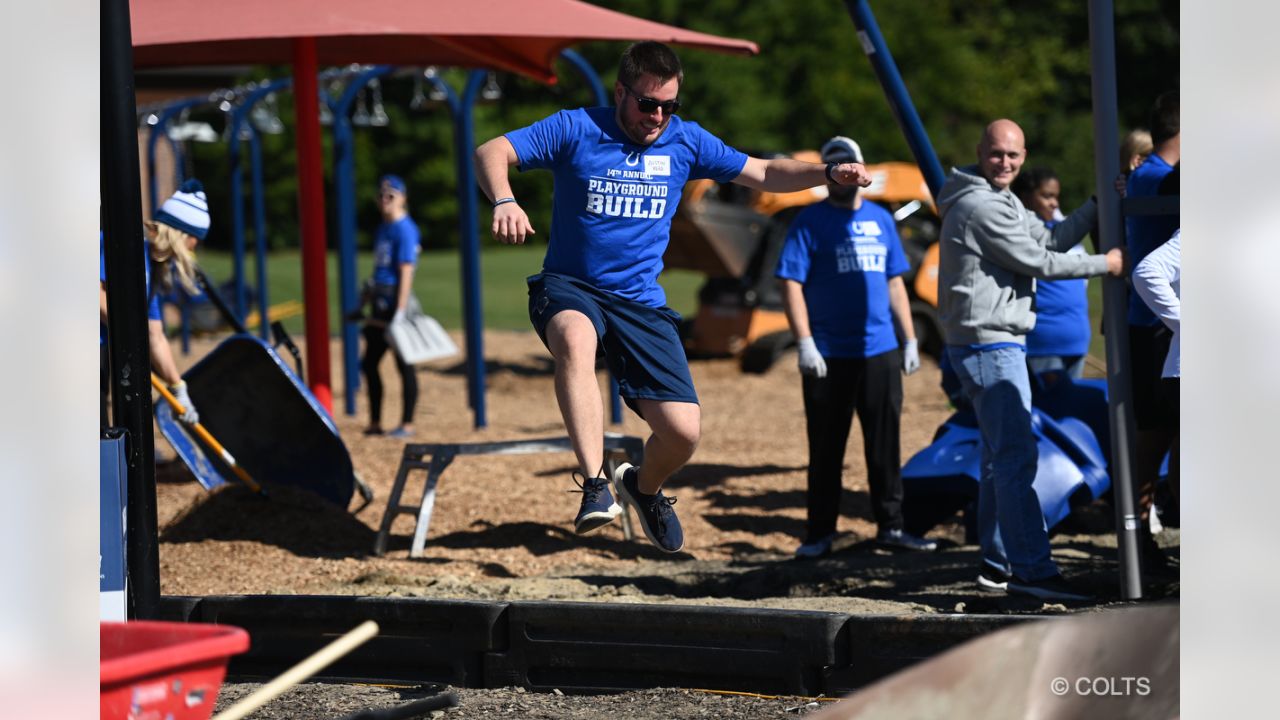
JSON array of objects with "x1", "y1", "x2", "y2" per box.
[{"x1": 159, "y1": 595, "x2": 1041, "y2": 696}]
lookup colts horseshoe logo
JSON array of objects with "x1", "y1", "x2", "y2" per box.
[{"x1": 624, "y1": 151, "x2": 641, "y2": 167}]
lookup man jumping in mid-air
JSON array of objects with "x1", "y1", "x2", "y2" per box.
[{"x1": 475, "y1": 41, "x2": 871, "y2": 553}]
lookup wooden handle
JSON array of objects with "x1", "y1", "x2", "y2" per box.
[
  {"x1": 211, "y1": 621, "x2": 380, "y2": 720},
  {"x1": 150, "y1": 373, "x2": 264, "y2": 494}
]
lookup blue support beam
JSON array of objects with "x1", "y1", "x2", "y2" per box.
[
  {"x1": 227, "y1": 79, "x2": 292, "y2": 329},
  {"x1": 843, "y1": 0, "x2": 946, "y2": 200},
  {"x1": 329, "y1": 66, "x2": 395, "y2": 416}
]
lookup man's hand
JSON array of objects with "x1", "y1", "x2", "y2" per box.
[
  {"x1": 391, "y1": 308, "x2": 406, "y2": 326},
  {"x1": 1105, "y1": 247, "x2": 1126, "y2": 276},
  {"x1": 902, "y1": 338, "x2": 920, "y2": 375},
  {"x1": 492, "y1": 202, "x2": 536, "y2": 245},
  {"x1": 796, "y1": 336, "x2": 827, "y2": 378},
  {"x1": 170, "y1": 380, "x2": 199, "y2": 425},
  {"x1": 830, "y1": 162, "x2": 873, "y2": 188}
]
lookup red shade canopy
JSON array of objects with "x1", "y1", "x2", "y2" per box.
[{"x1": 130, "y1": 0, "x2": 759, "y2": 81}]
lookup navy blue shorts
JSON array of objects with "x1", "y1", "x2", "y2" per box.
[{"x1": 528, "y1": 272, "x2": 698, "y2": 415}]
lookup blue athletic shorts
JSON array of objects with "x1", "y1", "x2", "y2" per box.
[{"x1": 527, "y1": 272, "x2": 698, "y2": 415}]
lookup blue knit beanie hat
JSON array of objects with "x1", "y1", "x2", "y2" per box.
[{"x1": 154, "y1": 179, "x2": 211, "y2": 240}]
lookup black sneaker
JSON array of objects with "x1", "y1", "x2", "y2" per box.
[
  {"x1": 976, "y1": 564, "x2": 1012, "y2": 592},
  {"x1": 613, "y1": 463, "x2": 684, "y2": 553},
  {"x1": 876, "y1": 528, "x2": 938, "y2": 552},
  {"x1": 1007, "y1": 574, "x2": 1094, "y2": 602},
  {"x1": 571, "y1": 473, "x2": 621, "y2": 535}
]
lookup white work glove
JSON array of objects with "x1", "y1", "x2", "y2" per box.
[
  {"x1": 796, "y1": 336, "x2": 827, "y2": 378},
  {"x1": 391, "y1": 308, "x2": 406, "y2": 326},
  {"x1": 170, "y1": 380, "x2": 199, "y2": 425},
  {"x1": 902, "y1": 339, "x2": 920, "y2": 376}
]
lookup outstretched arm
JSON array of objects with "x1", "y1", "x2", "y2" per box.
[
  {"x1": 732, "y1": 156, "x2": 871, "y2": 193},
  {"x1": 475, "y1": 136, "x2": 536, "y2": 245}
]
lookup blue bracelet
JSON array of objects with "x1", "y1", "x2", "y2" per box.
[{"x1": 492, "y1": 197, "x2": 517, "y2": 208}]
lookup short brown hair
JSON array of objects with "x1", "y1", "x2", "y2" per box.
[
  {"x1": 1149, "y1": 91, "x2": 1179, "y2": 146},
  {"x1": 618, "y1": 41, "x2": 684, "y2": 88}
]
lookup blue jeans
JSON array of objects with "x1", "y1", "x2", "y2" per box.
[{"x1": 946, "y1": 345, "x2": 1057, "y2": 581}]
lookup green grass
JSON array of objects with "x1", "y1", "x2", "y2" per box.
[{"x1": 195, "y1": 245, "x2": 706, "y2": 334}]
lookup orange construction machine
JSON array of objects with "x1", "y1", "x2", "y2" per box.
[{"x1": 665, "y1": 153, "x2": 942, "y2": 372}]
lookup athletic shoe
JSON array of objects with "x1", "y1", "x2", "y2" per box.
[
  {"x1": 977, "y1": 564, "x2": 1012, "y2": 592},
  {"x1": 876, "y1": 528, "x2": 938, "y2": 552},
  {"x1": 613, "y1": 463, "x2": 684, "y2": 553},
  {"x1": 1007, "y1": 574, "x2": 1094, "y2": 602},
  {"x1": 386, "y1": 427, "x2": 414, "y2": 439},
  {"x1": 794, "y1": 534, "x2": 835, "y2": 559},
  {"x1": 571, "y1": 473, "x2": 621, "y2": 535}
]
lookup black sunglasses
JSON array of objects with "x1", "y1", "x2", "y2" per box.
[{"x1": 624, "y1": 85, "x2": 681, "y2": 115}]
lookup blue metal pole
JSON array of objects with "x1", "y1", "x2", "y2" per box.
[
  {"x1": 228, "y1": 78, "x2": 292, "y2": 339},
  {"x1": 559, "y1": 50, "x2": 624, "y2": 426},
  {"x1": 329, "y1": 66, "x2": 394, "y2": 417},
  {"x1": 560, "y1": 49, "x2": 607, "y2": 105},
  {"x1": 145, "y1": 97, "x2": 204, "y2": 230},
  {"x1": 227, "y1": 122, "x2": 247, "y2": 319},
  {"x1": 843, "y1": 0, "x2": 947, "y2": 200},
  {"x1": 249, "y1": 128, "x2": 270, "y2": 340},
  {"x1": 145, "y1": 96, "x2": 206, "y2": 354},
  {"x1": 457, "y1": 71, "x2": 488, "y2": 428}
]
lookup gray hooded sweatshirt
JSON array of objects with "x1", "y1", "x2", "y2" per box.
[{"x1": 936, "y1": 165, "x2": 1108, "y2": 346}]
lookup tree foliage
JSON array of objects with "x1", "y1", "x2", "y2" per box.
[{"x1": 186, "y1": 0, "x2": 1177, "y2": 253}]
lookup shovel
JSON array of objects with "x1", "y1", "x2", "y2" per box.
[{"x1": 151, "y1": 372, "x2": 266, "y2": 496}]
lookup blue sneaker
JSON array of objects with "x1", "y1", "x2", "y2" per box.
[
  {"x1": 613, "y1": 463, "x2": 683, "y2": 553},
  {"x1": 571, "y1": 473, "x2": 621, "y2": 535}
]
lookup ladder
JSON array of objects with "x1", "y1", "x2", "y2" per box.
[{"x1": 374, "y1": 433, "x2": 645, "y2": 557}]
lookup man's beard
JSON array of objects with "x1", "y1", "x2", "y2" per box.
[{"x1": 828, "y1": 185, "x2": 860, "y2": 204}]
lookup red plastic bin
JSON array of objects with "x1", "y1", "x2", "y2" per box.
[{"x1": 101, "y1": 620, "x2": 250, "y2": 720}]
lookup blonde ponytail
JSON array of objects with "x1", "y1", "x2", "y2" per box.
[{"x1": 144, "y1": 220, "x2": 200, "y2": 294}]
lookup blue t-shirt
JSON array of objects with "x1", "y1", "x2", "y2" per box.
[
  {"x1": 506, "y1": 107, "x2": 748, "y2": 308},
  {"x1": 1027, "y1": 219, "x2": 1091, "y2": 357},
  {"x1": 371, "y1": 216, "x2": 421, "y2": 288},
  {"x1": 775, "y1": 200, "x2": 910, "y2": 358},
  {"x1": 100, "y1": 234, "x2": 161, "y2": 345},
  {"x1": 1125, "y1": 155, "x2": 1178, "y2": 326}
]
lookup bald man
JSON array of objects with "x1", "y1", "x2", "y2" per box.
[{"x1": 937, "y1": 119, "x2": 1124, "y2": 602}]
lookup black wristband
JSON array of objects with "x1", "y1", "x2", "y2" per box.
[
  {"x1": 493, "y1": 197, "x2": 517, "y2": 208},
  {"x1": 825, "y1": 162, "x2": 838, "y2": 184}
]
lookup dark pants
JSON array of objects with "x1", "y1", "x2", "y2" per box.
[
  {"x1": 801, "y1": 349, "x2": 904, "y2": 541},
  {"x1": 361, "y1": 324, "x2": 417, "y2": 427}
]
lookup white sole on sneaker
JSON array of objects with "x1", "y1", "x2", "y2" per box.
[
  {"x1": 612, "y1": 463, "x2": 684, "y2": 553},
  {"x1": 574, "y1": 504, "x2": 622, "y2": 535},
  {"x1": 976, "y1": 574, "x2": 1009, "y2": 592}
]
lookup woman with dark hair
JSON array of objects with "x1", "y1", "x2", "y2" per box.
[{"x1": 1011, "y1": 167, "x2": 1091, "y2": 383}]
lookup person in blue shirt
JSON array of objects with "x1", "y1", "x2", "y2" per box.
[
  {"x1": 100, "y1": 179, "x2": 210, "y2": 429},
  {"x1": 359, "y1": 175, "x2": 421, "y2": 439},
  {"x1": 474, "y1": 41, "x2": 872, "y2": 553},
  {"x1": 1125, "y1": 91, "x2": 1179, "y2": 569},
  {"x1": 1011, "y1": 166, "x2": 1092, "y2": 383},
  {"x1": 776, "y1": 136, "x2": 935, "y2": 559}
]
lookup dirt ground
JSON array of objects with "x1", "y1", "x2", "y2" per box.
[
  {"x1": 161, "y1": 330, "x2": 1177, "y2": 718},
  {"x1": 213, "y1": 682, "x2": 838, "y2": 719}
]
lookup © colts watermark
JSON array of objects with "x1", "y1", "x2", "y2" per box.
[{"x1": 1050, "y1": 676, "x2": 1151, "y2": 697}]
